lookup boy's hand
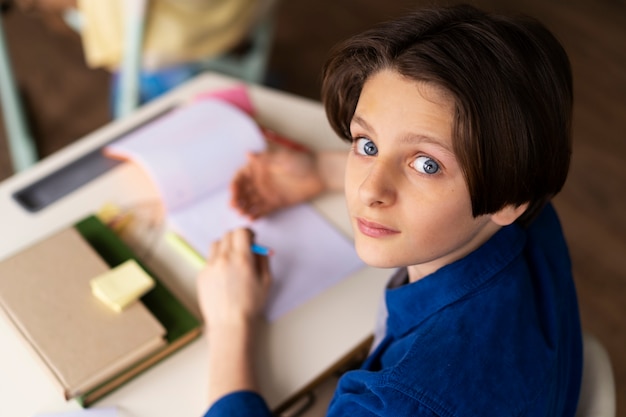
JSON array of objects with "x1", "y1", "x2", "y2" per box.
[{"x1": 197, "y1": 228, "x2": 271, "y2": 330}]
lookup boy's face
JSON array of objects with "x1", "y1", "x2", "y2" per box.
[{"x1": 345, "y1": 69, "x2": 501, "y2": 281}]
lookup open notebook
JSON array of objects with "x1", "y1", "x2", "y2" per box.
[{"x1": 105, "y1": 92, "x2": 364, "y2": 321}]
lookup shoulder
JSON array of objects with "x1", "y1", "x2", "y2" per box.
[
  {"x1": 524, "y1": 202, "x2": 571, "y2": 267},
  {"x1": 363, "y1": 250, "x2": 579, "y2": 414}
]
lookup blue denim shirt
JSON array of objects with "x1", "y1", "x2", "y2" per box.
[{"x1": 204, "y1": 204, "x2": 582, "y2": 417}]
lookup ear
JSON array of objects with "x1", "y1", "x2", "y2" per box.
[{"x1": 490, "y1": 203, "x2": 529, "y2": 226}]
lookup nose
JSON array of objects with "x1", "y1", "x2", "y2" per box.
[{"x1": 358, "y1": 160, "x2": 396, "y2": 207}]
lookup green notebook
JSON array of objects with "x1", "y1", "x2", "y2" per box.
[{"x1": 74, "y1": 216, "x2": 201, "y2": 407}]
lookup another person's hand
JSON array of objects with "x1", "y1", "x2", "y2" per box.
[
  {"x1": 197, "y1": 228, "x2": 271, "y2": 330},
  {"x1": 230, "y1": 135, "x2": 326, "y2": 220}
]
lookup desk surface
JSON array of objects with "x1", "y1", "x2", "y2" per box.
[{"x1": 0, "y1": 73, "x2": 389, "y2": 416}]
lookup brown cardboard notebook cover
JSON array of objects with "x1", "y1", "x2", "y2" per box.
[{"x1": 0, "y1": 227, "x2": 166, "y2": 399}]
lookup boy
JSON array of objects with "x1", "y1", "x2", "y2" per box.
[{"x1": 198, "y1": 4, "x2": 582, "y2": 416}]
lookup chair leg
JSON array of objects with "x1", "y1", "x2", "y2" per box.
[
  {"x1": 198, "y1": 11, "x2": 276, "y2": 85},
  {"x1": 114, "y1": 0, "x2": 148, "y2": 119},
  {"x1": 0, "y1": 14, "x2": 38, "y2": 172}
]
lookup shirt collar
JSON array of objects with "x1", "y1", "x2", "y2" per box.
[{"x1": 385, "y1": 223, "x2": 526, "y2": 339}]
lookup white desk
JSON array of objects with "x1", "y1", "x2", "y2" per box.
[{"x1": 0, "y1": 73, "x2": 390, "y2": 417}]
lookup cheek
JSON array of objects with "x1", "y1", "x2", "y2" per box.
[
  {"x1": 344, "y1": 184, "x2": 360, "y2": 220},
  {"x1": 404, "y1": 186, "x2": 475, "y2": 234},
  {"x1": 344, "y1": 158, "x2": 361, "y2": 206}
]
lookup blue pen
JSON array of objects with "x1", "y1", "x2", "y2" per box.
[{"x1": 251, "y1": 243, "x2": 273, "y2": 256}]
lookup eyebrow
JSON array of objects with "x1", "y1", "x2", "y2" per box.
[
  {"x1": 350, "y1": 114, "x2": 455, "y2": 155},
  {"x1": 350, "y1": 114, "x2": 373, "y2": 134}
]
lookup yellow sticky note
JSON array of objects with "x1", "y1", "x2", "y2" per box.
[{"x1": 90, "y1": 260, "x2": 155, "y2": 313}]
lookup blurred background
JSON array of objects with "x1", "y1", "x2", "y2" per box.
[{"x1": 0, "y1": 0, "x2": 624, "y2": 413}]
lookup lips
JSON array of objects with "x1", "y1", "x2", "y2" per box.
[{"x1": 356, "y1": 218, "x2": 400, "y2": 238}]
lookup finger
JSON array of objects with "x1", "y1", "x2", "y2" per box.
[
  {"x1": 248, "y1": 152, "x2": 263, "y2": 162},
  {"x1": 231, "y1": 179, "x2": 260, "y2": 216},
  {"x1": 231, "y1": 183, "x2": 251, "y2": 213},
  {"x1": 256, "y1": 254, "x2": 272, "y2": 289},
  {"x1": 233, "y1": 193, "x2": 253, "y2": 215},
  {"x1": 236, "y1": 188, "x2": 265, "y2": 218},
  {"x1": 238, "y1": 184, "x2": 258, "y2": 209},
  {"x1": 231, "y1": 174, "x2": 251, "y2": 201},
  {"x1": 231, "y1": 163, "x2": 253, "y2": 187},
  {"x1": 235, "y1": 197, "x2": 258, "y2": 219},
  {"x1": 231, "y1": 227, "x2": 253, "y2": 254},
  {"x1": 206, "y1": 240, "x2": 220, "y2": 262},
  {"x1": 246, "y1": 151, "x2": 258, "y2": 161},
  {"x1": 216, "y1": 229, "x2": 234, "y2": 258}
]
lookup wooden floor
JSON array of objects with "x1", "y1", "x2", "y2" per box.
[{"x1": 1, "y1": 0, "x2": 624, "y2": 413}]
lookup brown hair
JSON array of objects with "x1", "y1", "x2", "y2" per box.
[{"x1": 321, "y1": 4, "x2": 573, "y2": 226}]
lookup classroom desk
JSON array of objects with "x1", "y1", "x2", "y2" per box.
[{"x1": 0, "y1": 73, "x2": 390, "y2": 417}]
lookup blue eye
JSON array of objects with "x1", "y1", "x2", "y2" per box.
[
  {"x1": 413, "y1": 156, "x2": 440, "y2": 174},
  {"x1": 355, "y1": 138, "x2": 378, "y2": 156}
]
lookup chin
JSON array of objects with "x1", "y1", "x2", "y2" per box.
[{"x1": 355, "y1": 244, "x2": 401, "y2": 269}]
